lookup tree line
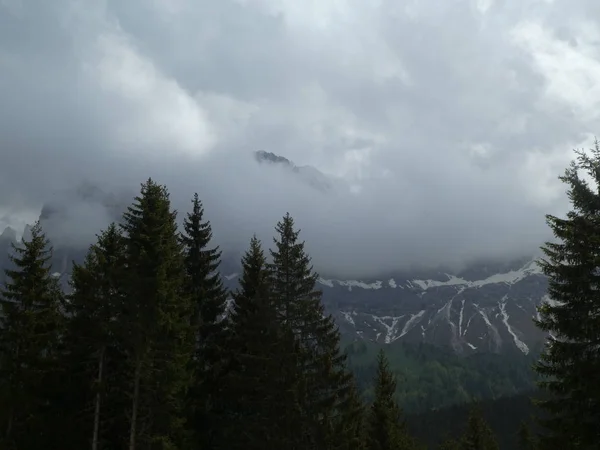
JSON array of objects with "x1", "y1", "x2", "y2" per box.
[
  {"x1": 0, "y1": 178, "x2": 433, "y2": 449},
  {"x1": 2, "y1": 139, "x2": 600, "y2": 450}
]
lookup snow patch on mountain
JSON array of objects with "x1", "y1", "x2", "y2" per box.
[
  {"x1": 409, "y1": 259, "x2": 542, "y2": 291},
  {"x1": 399, "y1": 310, "x2": 426, "y2": 338},
  {"x1": 499, "y1": 297, "x2": 529, "y2": 354}
]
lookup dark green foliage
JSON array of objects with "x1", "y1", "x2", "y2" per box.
[
  {"x1": 367, "y1": 350, "x2": 414, "y2": 450},
  {"x1": 0, "y1": 221, "x2": 64, "y2": 449},
  {"x1": 268, "y1": 213, "x2": 357, "y2": 448},
  {"x1": 438, "y1": 438, "x2": 462, "y2": 450},
  {"x1": 62, "y1": 223, "x2": 129, "y2": 449},
  {"x1": 334, "y1": 381, "x2": 368, "y2": 450},
  {"x1": 518, "y1": 422, "x2": 537, "y2": 450},
  {"x1": 407, "y1": 391, "x2": 542, "y2": 450},
  {"x1": 219, "y1": 235, "x2": 302, "y2": 449},
  {"x1": 181, "y1": 193, "x2": 228, "y2": 340},
  {"x1": 460, "y1": 405, "x2": 499, "y2": 450},
  {"x1": 535, "y1": 143, "x2": 600, "y2": 449},
  {"x1": 345, "y1": 339, "x2": 539, "y2": 414},
  {"x1": 120, "y1": 179, "x2": 194, "y2": 449},
  {"x1": 180, "y1": 192, "x2": 229, "y2": 448}
]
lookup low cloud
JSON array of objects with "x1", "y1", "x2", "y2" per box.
[{"x1": 1, "y1": 0, "x2": 599, "y2": 277}]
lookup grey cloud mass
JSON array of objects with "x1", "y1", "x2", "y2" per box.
[{"x1": 1, "y1": 0, "x2": 600, "y2": 277}]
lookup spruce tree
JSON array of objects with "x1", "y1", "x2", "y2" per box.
[
  {"x1": 268, "y1": 212, "x2": 357, "y2": 448},
  {"x1": 62, "y1": 223, "x2": 128, "y2": 450},
  {"x1": 535, "y1": 143, "x2": 600, "y2": 449},
  {"x1": 181, "y1": 193, "x2": 228, "y2": 339},
  {"x1": 367, "y1": 349, "x2": 413, "y2": 450},
  {"x1": 460, "y1": 405, "x2": 498, "y2": 450},
  {"x1": 0, "y1": 221, "x2": 64, "y2": 449},
  {"x1": 180, "y1": 192, "x2": 228, "y2": 448},
  {"x1": 219, "y1": 235, "x2": 301, "y2": 449},
  {"x1": 120, "y1": 179, "x2": 194, "y2": 449}
]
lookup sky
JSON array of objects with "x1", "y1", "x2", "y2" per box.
[{"x1": 1, "y1": 0, "x2": 600, "y2": 277}]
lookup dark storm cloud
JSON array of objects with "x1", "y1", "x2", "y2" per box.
[{"x1": 1, "y1": 0, "x2": 599, "y2": 277}]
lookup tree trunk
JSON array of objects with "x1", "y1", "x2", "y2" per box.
[
  {"x1": 128, "y1": 357, "x2": 142, "y2": 450},
  {"x1": 91, "y1": 346, "x2": 105, "y2": 450},
  {"x1": 5, "y1": 408, "x2": 13, "y2": 440}
]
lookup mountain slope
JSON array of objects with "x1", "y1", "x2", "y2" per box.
[{"x1": 222, "y1": 257, "x2": 548, "y2": 355}]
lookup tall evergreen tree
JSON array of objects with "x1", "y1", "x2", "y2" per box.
[
  {"x1": 367, "y1": 350, "x2": 413, "y2": 450},
  {"x1": 535, "y1": 143, "x2": 600, "y2": 449},
  {"x1": 120, "y1": 179, "x2": 194, "y2": 450},
  {"x1": 180, "y1": 193, "x2": 229, "y2": 447},
  {"x1": 0, "y1": 221, "x2": 64, "y2": 449},
  {"x1": 181, "y1": 193, "x2": 228, "y2": 340},
  {"x1": 62, "y1": 223, "x2": 128, "y2": 450},
  {"x1": 219, "y1": 235, "x2": 301, "y2": 449},
  {"x1": 268, "y1": 213, "x2": 357, "y2": 448},
  {"x1": 459, "y1": 405, "x2": 498, "y2": 450}
]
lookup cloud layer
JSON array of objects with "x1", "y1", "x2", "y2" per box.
[{"x1": 1, "y1": 0, "x2": 600, "y2": 277}]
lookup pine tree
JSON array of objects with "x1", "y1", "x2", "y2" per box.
[
  {"x1": 460, "y1": 405, "x2": 498, "y2": 450},
  {"x1": 120, "y1": 179, "x2": 194, "y2": 449},
  {"x1": 62, "y1": 223, "x2": 128, "y2": 450},
  {"x1": 268, "y1": 212, "x2": 357, "y2": 448},
  {"x1": 367, "y1": 349, "x2": 413, "y2": 450},
  {"x1": 180, "y1": 192, "x2": 229, "y2": 447},
  {"x1": 219, "y1": 235, "x2": 301, "y2": 449},
  {"x1": 534, "y1": 143, "x2": 600, "y2": 449},
  {"x1": 0, "y1": 221, "x2": 64, "y2": 449}
]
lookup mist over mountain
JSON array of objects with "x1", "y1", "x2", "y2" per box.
[{"x1": 2, "y1": 0, "x2": 596, "y2": 278}]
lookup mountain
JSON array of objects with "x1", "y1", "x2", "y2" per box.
[
  {"x1": 0, "y1": 154, "x2": 550, "y2": 356},
  {"x1": 254, "y1": 150, "x2": 337, "y2": 192},
  {"x1": 221, "y1": 256, "x2": 548, "y2": 356}
]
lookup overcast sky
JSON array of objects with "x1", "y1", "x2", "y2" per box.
[{"x1": 1, "y1": 0, "x2": 599, "y2": 277}]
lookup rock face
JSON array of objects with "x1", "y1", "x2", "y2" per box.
[
  {"x1": 254, "y1": 150, "x2": 336, "y2": 192},
  {"x1": 223, "y1": 257, "x2": 549, "y2": 356},
  {"x1": 318, "y1": 258, "x2": 548, "y2": 355}
]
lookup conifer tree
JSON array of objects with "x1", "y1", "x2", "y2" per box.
[
  {"x1": 219, "y1": 235, "x2": 301, "y2": 449},
  {"x1": 180, "y1": 193, "x2": 228, "y2": 447},
  {"x1": 367, "y1": 349, "x2": 413, "y2": 450},
  {"x1": 335, "y1": 381, "x2": 367, "y2": 450},
  {"x1": 0, "y1": 221, "x2": 64, "y2": 449},
  {"x1": 181, "y1": 193, "x2": 228, "y2": 340},
  {"x1": 120, "y1": 179, "x2": 194, "y2": 449},
  {"x1": 268, "y1": 213, "x2": 356, "y2": 448},
  {"x1": 62, "y1": 223, "x2": 128, "y2": 450},
  {"x1": 460, "y1": 405, "x2": 498, "y2": 450},
  {"x1": 535, "y1": 143, "x2": 600, "y2": 448}
]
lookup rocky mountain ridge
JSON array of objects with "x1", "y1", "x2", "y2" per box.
[{"x1": 221, "y1": 257, "x2": 548, "y2": 356}]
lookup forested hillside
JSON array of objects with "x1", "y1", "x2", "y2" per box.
[
  {"x1": 344, "y1": 338, "x2": 539, "y2": 414},
  {"x1": 406, "y1": 391, "x2": 542, "y2": 450}
]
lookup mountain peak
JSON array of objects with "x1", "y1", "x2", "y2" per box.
[
  {"x1": 253, "y1": 150, "x2": 334, "y2": 193},
  {"x1": 254, "y1": 150, "x2": 293, "y2": 166},
  {"x1": 0, "y1": 226, "x2": 17, "y2": 242}
]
